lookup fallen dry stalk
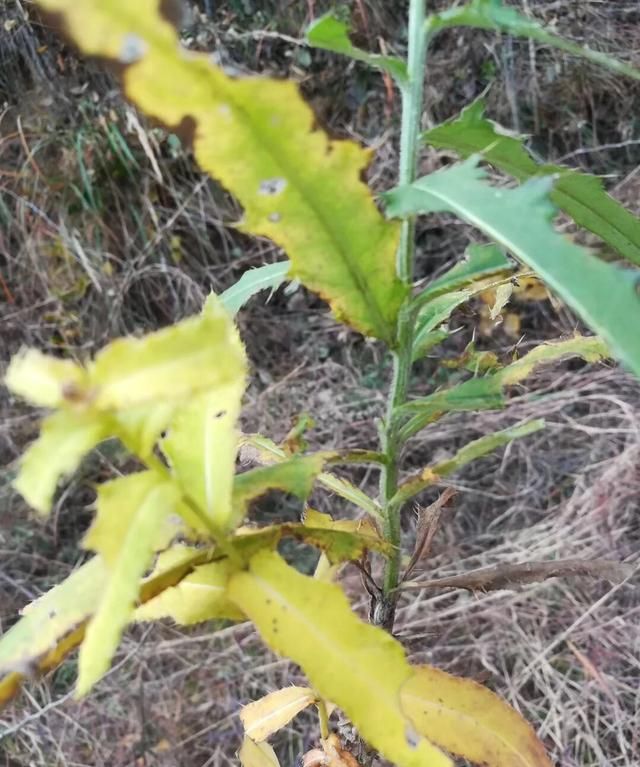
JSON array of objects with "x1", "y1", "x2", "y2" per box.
[{"x1": 399, "y1": 558, "x2": 632, "y2": 593}]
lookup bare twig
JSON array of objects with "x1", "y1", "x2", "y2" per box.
[{"x1": 399, "y1": 558, "x2": 632, "y2": 593}]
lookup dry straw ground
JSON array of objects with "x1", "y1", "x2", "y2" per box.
[{"x1": 1, "y1": 1, "x2": 639, "y2": 765}]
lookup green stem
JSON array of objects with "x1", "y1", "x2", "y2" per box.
[
  {"x1": 377, "y1": 0, "x2": 428, "y2": 630},
  {"x1": 317, "y1": 697, "x2": 330, "y2": 740}
]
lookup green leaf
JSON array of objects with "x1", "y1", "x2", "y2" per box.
[
  {"x1": 0, "y1": 557, "x2": 105, "y2": 678},
  {"x1": 412, "y1": 290, "x2": 472, "y2": 363},
  {"x1": 135, "y1": 560, "x2": 243, "y2": 624},
  {"x1": 240, "y1": 435, "x2": 383, "y2": 520},
  {"x1": 424, "y1": 100, "x2": 640, "y2": 267},
  {"x1": 384, "y1": 159, "x2": 640, "y2": 378},
  {"x1": 417, "y1": 243, "x2": 513, "y2": 304},
  {"x1": 401, "y1": 665, "x2": 552, "y2": 767},
  {"x1": 306, "y1": 14, "x2": 408, "y2": 85},
  {"x1": 400, "y1": 336, "x2": 609, "y2": 440},
  {"x1": 429, "y1": 0, "x2": 640, "y2": 82},
  {"x1": 228, "y1": 550, "x2": 452, "y2": 767},
  {"x1": 415, "y1": 291, "x2": 471, "y2": 334},
  {"x1": 411, "y1": 249, "x2": 518, "y2": 361},
  {"x1": 231, "y1": 454, "x2": 327, "y2": 529},
  {"x1": 13, "y1": 411, "x2": 108, "y2": 515},
  {"x1": 35, "y1": 0, "x2": 404, "y2": 343},
  {"x1": 315, "y1": 472, "x2": 384, "y2": 521},
  {"x1": 217, "y1": 261, "x2": 290, "y2": 316},
  {"x1": 162, "y1": 385, "x2": 244, "y2": 530},
  {"x1": 4, "y1": 348, "x2": 90, "y2": 408},
  {"x1": 90, "y1": 303, "x2": 247, "y2": 410},
  {"x1": 412, "y1": 329, "x2": 450, "y2": 362},
  {"x1": 77, "y1": 473, "x2": 181, "y2": 696},
  {"x1": 400, "y1": 378, "x2": 506, "y2": 439},
  {"x1": 394, "y1": 420, "x2": 545, "y2": 505}
]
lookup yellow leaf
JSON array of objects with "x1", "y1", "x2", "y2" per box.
[
  {"x1": 0, "y1": 557, "x2": 105, "y2": 678},
  {"x1": 499, "y1": 335, "x2": 609, "y2": 385},
  {"x1": 0, "y1": 545, "x2": 215, "y2": 707},
  {"x1": 228, "y1": 551, "x2": 451, "y2": 767},
  {"x1": 89, "y1": 303, "x2": 246, "y2": 410},
  {"x1": 489, "y1": 282, "x2": 514, "y2": 320},
  {"x1": 13, "y1": 410, "x2": 108, "y2": 515},
  {"x1": 115, "y1": 401, "x2": 177, "y2": 458},
  {"x1": 135, "y1": 560, "x2": 243, "y2": 624},
  {"x1": 4, "y1": 348, "x2": 90, "y2": 408},
  {"x1": 240, "y1": 686, "x2": 317, "y2": 742},
  {"x1": 77, "y1": 474, "x2": 181, "y2": 695},
  {"x1": 162, "y1": 383, "x2": 244, "y2": 530},
  {"x1": 83, "y1": 471, "x2": 187, "y2": 565},
  {"x1": 35, "y1": 0, "x2": 404, "y2": 342},
  {"x1": 313, "y1": 552, "x2": 339, "y2": 582},
  {"x1": 0, "y1": 673, "x2": 23, "y2": 707},
  {"x1": 303, "y1": 508, "x2": 381, "y2": 541},
  {"x1": 401, "y1": 665, "x2": 553, "y2": 767},
  {"x1": 502, "y1": 312, "x2": 521, "y2": 338},
  {"x1": 239, "y1": 737, "x2": 280, "y2": 767}
]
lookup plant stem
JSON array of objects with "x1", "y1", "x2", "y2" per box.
[
  {"x1": 317, "y1": 698, "x2": 330, "y2": 740},
  {"x1": 377, "y1": 0, "x2": 428, "y2": 630}
]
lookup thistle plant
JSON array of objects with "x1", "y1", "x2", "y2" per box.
[{"x1": 2, "y1": 1, "x2": 640, "y2": 765}]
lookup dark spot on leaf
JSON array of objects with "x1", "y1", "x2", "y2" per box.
[
  {"x1": 259, "y1": 178, "x2": 287, "y2": 196},
  {"x1": 48, "y1": 610, "x2": 56, "y2": 619},
  {"x1": 61, "y1": 381, "x2": 82, "y2": 401},
  {"x1": 213, "y1": 411, "x2": 226, "y2": 419},
  {"x1": 159, "y1": 0, "x2": 185, "y2": 27},
  {"x1": 405, "y1": 726, "x2": 420, "y2": 748}
]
